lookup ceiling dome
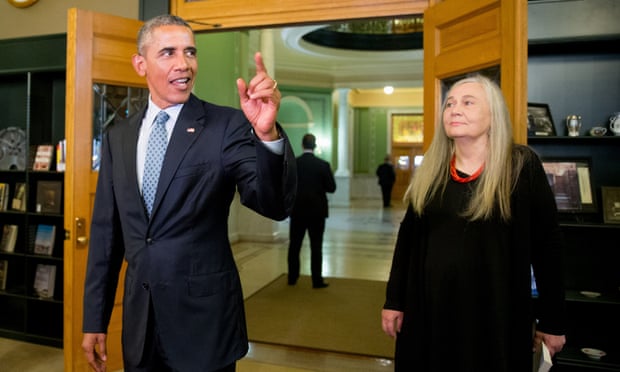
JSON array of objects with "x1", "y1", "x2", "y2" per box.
[{"x1": 302, "y1": 18, "x2": 423, "y2": 51}]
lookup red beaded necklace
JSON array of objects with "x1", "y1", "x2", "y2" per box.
[{"x1": 450, "y1": 155, "x2": 484, "y2": 183}]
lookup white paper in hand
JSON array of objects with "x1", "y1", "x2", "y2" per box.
[{"x1": 533, "y1": 342, "x2": 553, "y2": 372}]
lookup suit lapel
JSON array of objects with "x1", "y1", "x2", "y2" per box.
[
  {"x1": 123, "y1": 107, "x2": 147, "y2": 218},
  {"x1": 150, "y1": 95, "x2": 205, "y2": 218}
]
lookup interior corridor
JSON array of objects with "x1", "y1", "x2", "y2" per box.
[{"x1": 0, "y1": 198, "x2": 405, "y2": 371}]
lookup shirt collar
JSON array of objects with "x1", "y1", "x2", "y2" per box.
[{"x1": 146, "y1": 97, "x2": 183, "y2": 126}]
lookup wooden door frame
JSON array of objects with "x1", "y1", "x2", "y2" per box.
[
  {"x1": 65, "y1": 8, "x2": 144, "y2": 371},
  {"x1": 171, "y1": 0, "x2": 429, "y2": 31}
]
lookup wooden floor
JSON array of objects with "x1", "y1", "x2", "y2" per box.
[{"x1": 0, "y1": 199, "x2": 404, "y2": 371}]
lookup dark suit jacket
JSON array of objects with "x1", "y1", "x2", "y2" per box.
[
  {"x1": 376, "y1": 162, "x2": 396, "y2": 187},
  {"x1": 82, "y1": 94, "x2": 296, "y2": 371},
  {"x1": 291, "y1": 152, "x2": 336, "y2": 219}
]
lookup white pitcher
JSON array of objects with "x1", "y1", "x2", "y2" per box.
[{"x1": 610, "y1": 112, "x2": 620, "y2": 136}]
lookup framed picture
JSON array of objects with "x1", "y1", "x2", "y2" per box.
[
  {"x1": 541, "y1": 159, "x2": 596, "y2": 213},
  {"x1": 527, "y1": 103, "x2": 556, "y2": 136},
  {"x1": 391, "y1": 113, "x2": 424, "y2": 144},
  {"x1": 601, "y1": 186, "x2": 620, "y2": 224},
  {"x1": 36, "y1": 180, "x2": 62, "y2": 214}
]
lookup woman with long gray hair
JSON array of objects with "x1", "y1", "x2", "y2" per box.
[{"x1": 382, "y1": 75, "x2": 566, "y2": 371}]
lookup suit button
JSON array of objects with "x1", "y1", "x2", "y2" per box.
[
  {"x1": 142, "y1": 282, "x2": 150, "y2": 290},
  {"x1": 146, "y1": 238, "x2": 153, "y2": 244}
]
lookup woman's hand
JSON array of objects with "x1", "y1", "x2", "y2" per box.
[
  {"x1": 533, "y1": 330, "x2": 566, "y2": 357},
  {"x1": 382, "y1": 309, "x2": 404, "y2": 338}
]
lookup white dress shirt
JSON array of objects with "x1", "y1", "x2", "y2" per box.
[{"x1": 136, "y1": 100, "x2": 183, "y2": 193}]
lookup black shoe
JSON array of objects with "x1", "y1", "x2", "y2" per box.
[{"x1": 313, "y1": 282, "x2": 329, "y2": 289}]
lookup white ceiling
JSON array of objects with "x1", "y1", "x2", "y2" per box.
[{"x1": 253, "y1": 25, "x2": 425, "y2": 91}]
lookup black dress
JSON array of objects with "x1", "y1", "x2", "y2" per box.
[{"x1": 384, "y1": 146, "x2": 566, "y2": 372}]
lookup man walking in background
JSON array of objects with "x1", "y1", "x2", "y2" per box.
[
  {"x1": 376, "y1": 155, "x2": 396, "y2": 207},
  {"x1": 288, "y1": 134, "x2": 336, "y2": 289}
]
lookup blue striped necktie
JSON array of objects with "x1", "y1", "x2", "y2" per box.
[{"x1": 142, "y1": 110, "x2": 169, "y2": 217}]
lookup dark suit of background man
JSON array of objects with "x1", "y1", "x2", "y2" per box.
[
  {"x1": 81, "y1": 14, "x2": 296, "y2": 372},
  {"x1": 376, "y1": 155, "x2": 396, "y2": 207},
  {"x1": 288, "y1": 134, "x2": 336, "y2": 289}
]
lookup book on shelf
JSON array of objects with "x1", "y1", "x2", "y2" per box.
[
  {"x1": 56, "y1": 139, "x2": 66, "y2": 172},
  {"x1": 33, "y1": 144, "x2": 55, "y2": 171},
  {"x1": 33, "y1": 263, "x2": 56, "y2": 299},
  {"x1": 0, "y1": 182, "x2": 9, "y2": 211},
  {"x1": 36, "y1": 180, "x2": 62, "y2": 214},
  {"x1": 0, "y1": 224, "x2": 18, "y2": 253},
  {"x1": 27, "y1": 224, "x2": 37, "y2": 254},
  {"x1": 33, "y1": 224, "x2": 55, "y2": 256},
  {"x1": 11, "y1": 182, "x2": 26, "y2": 211},
  {"x1": 0, "y1": 259, "x2": 7, "y2": 291}
]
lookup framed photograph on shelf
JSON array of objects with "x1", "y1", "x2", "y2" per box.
[
  {"x1": 36, "y1": 180, "x2": 62, "y2": 214},
  {"x1": 601, "y1": 187, "x2": 620, "y2": 224},
  {"x1": 527, "y1": 103, "x2": 556, "y2": 136},
  {"x1": 391, "y1": 113, "x2": 424, "y2": 144},
  {"x1": 541, "y1": 159, "x2": 596, "y2": 213}
]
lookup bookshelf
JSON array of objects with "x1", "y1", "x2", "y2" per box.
[
  {"x1": 527, "y1": 45, "x2": 620, "y2": 370},
  {"x1": 0, "y1": 34, "x2": 66, "y2": 347}
]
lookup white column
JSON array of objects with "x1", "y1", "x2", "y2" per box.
[
  {"x1": 332, "y1": 88, "x2": 351, "y2": 207},
  {"x1": 235, "y1": 28, "x2": 285, "y2": 242},
  {"x1": 260, "y1": 29, "x2": 275, "y2": 77}
]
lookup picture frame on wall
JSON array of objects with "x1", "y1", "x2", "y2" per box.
[
  {"x1": 601, "y1": 186, "x2": 620, "y2": 224},
  {"x1": 527, "y1": 103, "x2": 556, "y2": 136},
  {"x1": 391, "y1": 113, "x2": 424, "y2": 144}
]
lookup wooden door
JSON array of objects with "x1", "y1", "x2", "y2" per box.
[
  {"x1": 423, "y1": 0, "x2": 528, "y2": 150},
  {"x1": 392, "y1": 145, "x2": 424, "y2": 201},
  {"x1": 64, "y1": 8, "x2": 144, "y2": 372}
]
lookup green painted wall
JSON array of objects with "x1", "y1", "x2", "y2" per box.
[
  {"x1": 278, "y1": 86, "x2": 334, "y2": 166},
  {"x1": 353, "y1": 107, "x2": 390, "y2": 174},
  {"x1": 193, "y1": 32, "x2": 248, "y2": 108}
]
